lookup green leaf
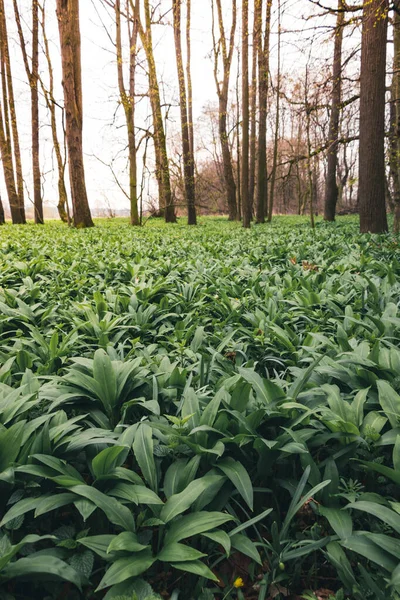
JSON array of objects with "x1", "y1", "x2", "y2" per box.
[
  {"x1": 165, "y1": 511, "x2": 235, "y2": 545},
  {"x1": 69, "y1": 485, "x2": 135, "y2": 532},
  {"x1": 319, "y1": 506, "x2": 353, "y2": 539},
  {"x1": 107, "y1": 532, "x2": 149, "y2": 554},
  {"x1": 96, "y1": 550, "x2": 155, "y2": 591},
  {"x1": 0, "y1": 555, "x2": 83, "y2": 590},
  {"x1": 216, "y1": 457, "x2": 253, "y2": 510},
  {"x1": 171, "y1": 560, "x2": 218, "y2": 581},
  {"x1": 238, "y1": 368, "x2": 285, "y2": 404},
  {"x1": 110, "y1": 482, "x2": 163, "y2": 505},
  {"x1": 133, "y1": 423, "x2": 158, "y2": 492},
  {"x1": 341, "y1": 535, "x2": 397, "y2": 572},
  {"x1": 92, "y1": 446, "x2": 127, "y2": 479},
  {"x1": 202, "y1": 530, "x2": 231, "y2": 556},
  {"x1": 347, "y1": 501, "x2": 400, "y2": 534},
  {"x1": 160, "y1": 475, "x2": 224, "y2": 523},
  {"x1": 229, "y1": 508, "x2": 272, "y2": 536},
  {"x1": 230, "y1": 533, "x2": 262, "y2": 565},
  {"x1": 377, "y1": 380, "x2": 400, "y2": 428},
  {"x1": 157, "y1": 543, "x2": 206, "y2": 562},
  {"x1": 93, "y1": 349, "x2": 118, "y2": 413}
]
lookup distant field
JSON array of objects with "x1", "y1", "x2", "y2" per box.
[{"x1": 0, "y1": 217, "x2": 399, "y2": 599}]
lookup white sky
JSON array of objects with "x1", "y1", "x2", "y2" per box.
[{"x1": 1, "y1": 0, "x2": 344, "y2": 214}]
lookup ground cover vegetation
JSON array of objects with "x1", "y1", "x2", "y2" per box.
[{"x1": 0, "y1": 217, "x2": 399, "y2": 600}]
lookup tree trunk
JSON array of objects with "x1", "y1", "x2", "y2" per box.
[
  {"x1": 358, "y1": 0, "x2": 388, "y2": 233},
  {"x1": 0, "y1": 0, "x2": 25, "y2": 223},
  {"x1": 135, "y1": 0, "x2": 176, "y2": 222},
  {"x1": 241, "y1": 0, "x2": 250, "y2": 228},
  {"x1": 324, "y1": 0, "x2": 345, "y2": 222},
  {"x1": 267, "y1": 0, "x2": 281, "y2": 222},
  {"x1": 256, "y1": 0, "x2": 272, "y2": 223},
  {"x1": 212, "y1": 0, "x2": 237, "y2": 220},
  {"x1": 391, "y1": 1, "x2": 400, "y2": 233},
  {"x1": 39, "y1": 0, "x2": 69, "y2": 223},
  {"x1": 115, "y1": 0, "x2": 139, "y2": 225},
  {"x1": 56, "y1": 0, "x2": 93, "y2": 228},
  {"x1": 32, "y1": 0, "x2": 43, "y2": 223},
  {"x1": 172, "y1": 0, "x2": 196, "y2": 224},
  {"x1": 249, "y1": 0, "x2": 260, "y2": 214}
]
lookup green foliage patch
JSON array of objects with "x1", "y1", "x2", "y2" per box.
[{"x1": 0, "y1": 217, "x2": 399, "y2": 599}]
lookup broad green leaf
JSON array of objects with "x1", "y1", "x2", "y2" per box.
[
  {"x1": 347, "y1": 501, "x2": 400, "y2": 534},
  {"x1": 160, "y1": 475, "x2": 224, "y2": 523},
  {"x1": 133, "y1": 423, "x2": 157, "y2": 492},
  {"x1": 69, "y1": 485, "x2": 135, "y2": 532},
  {"x1": 319, "y1": 506, "x2": 352, "y2": 539},
  {"x1": 96, "y1": 550, "x2": 155, "y2": 591},
  {"x1": 157, "y1": 543, "x2": 206, "y2": 562},
  {"x1": 377, "y1": 380, "x2": 400, "y2": 428},
  {"x1": 171, "y1": 560, "x2": 218, "y2": 581},
  {"x1": 165, "y1": 511, "x2": 235, "y2": 545},
  {"x1": 93, "y1": 349, "x2": 118, "y2": 413},
  {"x1": 230, "y1": 533, "x2": 262, "y2": 565},
  {"x1": 107, "y1": 532, "x2": 149, "y2": 554},
  {"x1": 216, "y1": 457, "x2": 253, "y2": 510},
  {"x1": 0, "y1": 555, "x2": 83, "y2": 590}
]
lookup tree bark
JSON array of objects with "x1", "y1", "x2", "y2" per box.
[
  {"x1": 267, "y1": 0, "x2": 281, "y2": 222},
  {"x1": 324, "y1": 0, "x2": 345, "y2": 222},
  {"x1": 249, "y1": 0, "x2": 260, "y2": 214},
  {"x1": 0, "y1": 0, "x2": 26, "y2": 223},
  {"x1": 358, "y1": 0, "x2": 388, "y2": 233},
  {"x1": 39, "y1": 0, "x2": 69, "y2": 223},
  {"x1": 241, "y1": 0, "x2": 250, "y2": 228},
  {"x1": 212, "y1": 0, "x2": 237, "y2": 220},
  {"x1": 172, "y1": 0, "x2": 196, "y2": 224},
  {"x1": 391, "y1": 1, "x2": 400, "y2": 233},
  {"x1": 56, "y1": 0, "x2": 94, "y2": 228},
  {"x1": 256, "y1": 0, "x2": 272, "y2": 223},
  {"x1": 115, "y1": 0, "x2": 139, "y2": 225},
  {"x1": 133, "y1": 0, "x2": 176, "y2": 222}
]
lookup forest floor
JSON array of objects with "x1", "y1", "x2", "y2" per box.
[{"x1": 0, "y1": 216, "x2": 399, "y2": 600}]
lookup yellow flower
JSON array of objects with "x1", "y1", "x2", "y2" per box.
[{"x1": 233, "y1": 577, "x2": 244, "y2": 588}]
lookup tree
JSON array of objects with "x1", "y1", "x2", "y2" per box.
[
  {"x1": 212, "y1": 0, "x2": 237, "y2": 220},
  {"x1": 390, "y1": 0, "x2": 400, "y2": 233},
  {"x1": 323, "y1": 0, "x2": 345, "y2": 222},
  {"x1": 249, "y1": 0, "x2": 261, "y2": 213},
  {"x1": 358, "y1": 0, "x2": 388, "y2": 233},
  {"x1": 241, "y1": 0, "x2": 250, "y2": 228},
  {"x1": 0, "y1": 0, "x2": 26, "y2": 224},
  {"x1": 256, "y1": 0, "x2": 272, "y2": 223},
  {"x1": 13, "y1": 0, "x2": 43, "y2": 223},
  {"x1": 39, "y1": 0, "x2": 69, "y2": 223},
  {"x1": 56, "y1": 0, "x2": 94, "y2": 228},
  {"x1": 133, "y1": 0, "x2": 176, "y2": 223},
  {"x1": 172, "y1": 0, "x2": 196, "y2": 224},
  {"x1": 267, "y1": 0, "x2": 281, "y2": 223},
  {"x1": 115, "y1": 0, "x2": 140, "y2": 225}
]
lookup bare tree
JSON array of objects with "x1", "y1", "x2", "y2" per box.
[
  {"x1": 115, "y1": 0, "x2": 140, "y2": 225},
  {"x1": 13, "y1": 0, "x2": 43, "y2": 223},
  {"x1": 324, "y1": 0, "x2": 345, "y2": 221},
  {"x1": 0, "y1": 0, "x2": 26, "y2": 223},
  {"x1": 212, "y1": 0, "x2": 237, "y2": 220},
  {"x1": 358, "y1": 0, "x2": 388, "y2": 233},
  {"x1": 256, "y1": 0, "x2": 272, "y2": 223},
  {"x1": 39, "y1": 0, "x2": 69, "y2": 223},
  {"x1": 241, "y1": 0, "x2": 250, "y2": 228},
  {"x1": 56, "y1": 0, "x2": 94, "y2": 228},
  {"x1": 132, "y1": 0, "x2": 176, "y2": 222},
  {"x1": 390, "y1": 0, "x2": 400, "y2": 233},
  {"x1": 172, "y1": 0, "x2": 196, "y2": 224}
]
